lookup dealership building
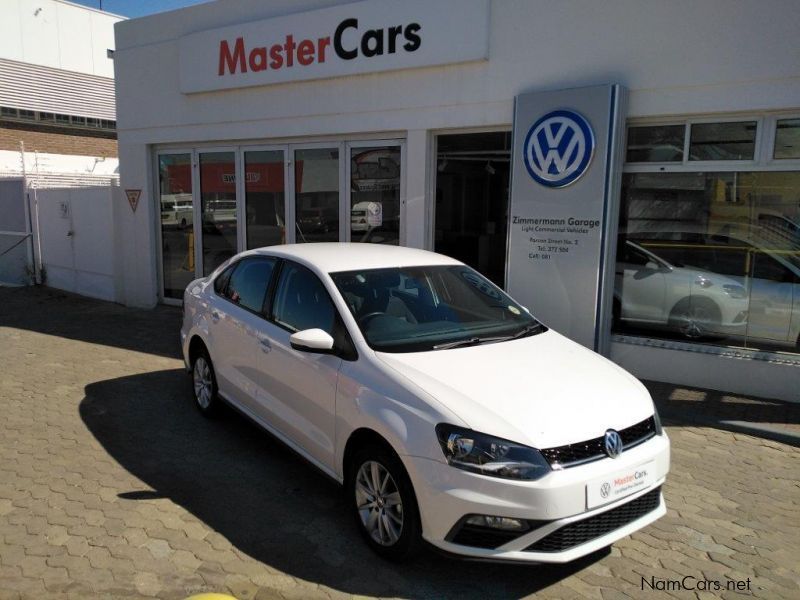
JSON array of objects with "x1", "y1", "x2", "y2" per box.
[{"x1": 113, "y1": 0, "x2": 800, "y2": 401}]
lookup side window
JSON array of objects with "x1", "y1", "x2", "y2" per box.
[
  {"x1": 752, "y1": 254, "x2": 791, "y2": 283},
  {"x1": 620, "y1": 242, "x2": 650, "y2": 266},
  {"x1": 224, "y1": 257, "x2": 276, "y2": 313},
  {"x1": 272, "y1": 263, "x2": 336, "y2": 334},
  {"x1": 214, "y1": 263, "x2": 236, "y2": 295}
]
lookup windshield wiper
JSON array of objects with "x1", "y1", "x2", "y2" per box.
[
  {"x1": 432, "y1": 323, "x2": 546, "y2": 350},
  {"x1": 432, "y1": 337, "x2": 487, "y2": 350},
  {"x1": 507, "y1": 322, "x2": 547, "y2": 340}
]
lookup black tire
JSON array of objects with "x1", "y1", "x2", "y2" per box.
[
  {"x1": 190, "y1": 346, "x2": 222, "y2": 417},
  {"x1": 347, "y1": 443, "x2": 422, "y2": 561},
  {"x1": 668, "y1": 297, "x2": 721, "y2": 340}
]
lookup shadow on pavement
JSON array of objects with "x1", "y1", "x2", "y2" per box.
[
  {"x1": 0, "y1": 286, "x2": 181, "y2": 359},
  {"x1": 80, "y1": 368, "x2": 607, "y2": 598},
  {"x1": 645, "y1": 380, "x2": 800, "y2": 448}
]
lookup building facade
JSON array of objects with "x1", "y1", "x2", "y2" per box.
[
  {"x1": 113, "y1": 0, "x2": 800, "y2": 401},
  {"x1": 0, "y1": 0, "x2": 122, "y2": 186}
]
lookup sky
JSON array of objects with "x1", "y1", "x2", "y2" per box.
[{"x1": 70, "y1": 0, "x2": 213, "y2": 19}]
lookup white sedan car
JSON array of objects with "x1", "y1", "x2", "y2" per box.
[{"x1": 181, "y1": 244, "x2": 669, "y2": 563}]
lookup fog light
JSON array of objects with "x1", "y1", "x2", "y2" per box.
[{"x1": 465, "y1": 515, "x2": 529, "y2": 531}]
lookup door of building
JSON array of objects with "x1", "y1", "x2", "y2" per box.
[{"x1": 158, "y1": 139, "x2": 405, "y2": 303}]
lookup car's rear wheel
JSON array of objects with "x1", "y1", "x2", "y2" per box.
[
  {"x1": 348, "y1": 444, "x2": 422, "y2": 561},
  {"x1": 192, "y1": 347, "x2": 221, "y2": 417}
]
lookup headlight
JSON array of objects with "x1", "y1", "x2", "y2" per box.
[
  {"x1": 723, "y1": 284, "x2": 747, "y2": 299},
  {"x1": 435, "y1": 424, "x2": 551, "y2": 481}
]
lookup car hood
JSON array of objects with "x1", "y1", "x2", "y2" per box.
[{"x1": 375, "y1": 330, "x2": 655, "y2": 450}]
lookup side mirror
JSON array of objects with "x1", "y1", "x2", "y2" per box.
[
  {"x1": 289, "y1": 328, "x2": 335, "y2": 353},
  {"x1": 645, "y1": 260, "x2": 664, "y2": 271}
]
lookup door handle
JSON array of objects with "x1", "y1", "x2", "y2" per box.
[
  {"x1": 259, "y1": 338, "x2": 272, "y2": 353},
  {"x1": 211, "y1": 311, "x2": 220, "y2": 323}
]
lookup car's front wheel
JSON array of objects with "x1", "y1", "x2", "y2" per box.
[
  {"x1": 191, "y1": 347, "x2": 222, "y2": 417},
  {"x1": 669, "y1": 297, "x2": 721, "y2": 339},
  {"x1": 348, "y1": 444, "x2": 422, "y2": 561}
]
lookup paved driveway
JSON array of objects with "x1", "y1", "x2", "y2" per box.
[{"x1": 0, "y1": 286, "x2": 798, "y2": 599}]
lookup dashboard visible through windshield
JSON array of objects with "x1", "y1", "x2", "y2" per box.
[{"x1": 330, "y1": 265, "x2": 545, "y2": 353}]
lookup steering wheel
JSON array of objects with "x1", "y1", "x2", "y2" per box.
[{"x1": 357, "y1": 312, "x2": 385, "y2": 326}]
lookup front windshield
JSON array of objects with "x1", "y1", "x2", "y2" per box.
[{"x1": 330, "y1": 265, "x2": 545, "y2": 353}]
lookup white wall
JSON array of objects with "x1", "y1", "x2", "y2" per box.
[
  {"x1": 114, "y1": 0, "x2": 800, "y2": 141},
  {"x1": 114, "y1": 0, "x2": 800, "y2": 306},
  {"x1": 35, "y1": 186, "x2": 121, "y2": 302},
  {"x1": 0, "y1": 0, "x2": 122, "y2": 77},
  {"x1": 0, "y1": 151, "x2": 119, "y2": 176},
  {"x1": 112, "y1": 0, "x2": 800, "y2": 400}
]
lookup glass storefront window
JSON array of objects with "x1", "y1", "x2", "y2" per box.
[
  {"x1": 774, "y1": 118, "x2": 800, "y2": 159},
  {"x1": 350, "y1": 146, "x2": 401, "y2": 245},
  {"x1": 689, "y1": 121, "x2": 756, "y2": 161},
  {"x1": 158, "y1": 153, "x2": 194, "y2": 299},
  {"x1": 199, "y1": 152, "x2": 238, "y2": 275},
  {"x1": 614, "y1": 171, "x2": 800, "y2": 354},
  {"x1": 435, "y1": 132, "x2": 511, "y2": 287},
  {"x1": 244, "y1": 150, "x2": 285, "y2": 249},
  {"x1": 294, "y1": 148, "x2": 339, "y2": 243},
  {"x1": 626, "y1": 125, "x2": 685, "y2": 163}
]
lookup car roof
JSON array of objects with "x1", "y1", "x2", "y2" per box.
[{"x1": 246, "y1": 243, "x2": 463, "y2": 273}]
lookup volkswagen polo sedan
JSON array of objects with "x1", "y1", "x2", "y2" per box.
[{"x1": 180, "y1": 243, "x2": 669, "y2": 562}]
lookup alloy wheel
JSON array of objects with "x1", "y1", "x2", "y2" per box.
[
  {"x1": 193, "y1": 357, "x2": 213, "y2": 409},
  {"x1": 355, "y1": 460, "x2": 404, "y2": 546},
  {"x1": 678, "y1": 305, "x2": 712, "y2": 338}
]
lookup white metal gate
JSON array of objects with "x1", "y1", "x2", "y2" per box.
[{"x1": 0, "y1": 178, "x2": 33, "y2": 286}]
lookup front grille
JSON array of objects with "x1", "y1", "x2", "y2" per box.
[
  {"x1": 524, "y1": 487, "x2": 662, "y2": 553},
  {"x1": 540, "y1": 416, "x2": 657, "y2": 468}
]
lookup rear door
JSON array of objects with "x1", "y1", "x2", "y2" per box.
[
  {"x1": 746, "y1": 252, "x2": 795, "y2": 343},
  {"x1": 616, "y1": 242, "x2": 667, "y2": 323},
  {"x1": 209, "y1": 256, "x2": 278, "y2": 412}
]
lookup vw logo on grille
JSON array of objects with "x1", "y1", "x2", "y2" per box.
[
  {"x1": 523, "y1": 109, "x2": 595, "y2": 188},
  {"x1": 604, "y1": 429, "x2": 624, "y2": 458}
]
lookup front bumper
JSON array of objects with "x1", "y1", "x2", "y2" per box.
[{"x1": 404, "y1": 432, "x2": 669, "y2": 563}]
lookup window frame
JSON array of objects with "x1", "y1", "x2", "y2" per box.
[
  {"x1": 213, "y1": 255, "x2": 278, "y2": 318},
  {"x1": 617, "y1": 112, "x2": 800, "y2": 363},
  {"x1": 624, "y1": 113, "x2": 800, "y2": 172},
  {"x1": 268, "y1": 259, "x2": 340, "y2": 334},
  {"x1": 772, "y1": 117, "x2": 800, "y2": 161},
  {"x1": 266, "y1": 259, "x2": 358, "y2": 360}
]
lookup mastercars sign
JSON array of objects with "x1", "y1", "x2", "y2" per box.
[{"x1": 179, "y1": 0, "x2": 489, "y2": 93}]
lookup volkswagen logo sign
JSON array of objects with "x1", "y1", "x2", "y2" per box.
[
  {"x1": 604, "y1": 429, "x2": 624, "y2": 459},
  {"x1": 600, "y1": 482, "x2": 611, "y2": 499},
  {"x1": 523, "y1": 109, "x2": 595, "y2": 188}
]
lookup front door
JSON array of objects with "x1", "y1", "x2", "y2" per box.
[{"x1": 253, "y1": 260, "x2": 342, "y2": 470}]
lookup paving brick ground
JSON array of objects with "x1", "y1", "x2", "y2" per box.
[{"x1": 1, "y1": 285, "x2": 798, "y2": 600}]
